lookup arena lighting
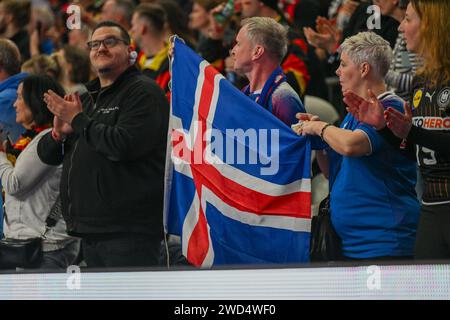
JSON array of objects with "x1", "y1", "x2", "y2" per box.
[{"x1": 0, "y1": 262, "x2": 448, "y2": 299}]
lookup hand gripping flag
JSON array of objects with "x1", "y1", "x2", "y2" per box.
[{"x1": 164, "y1": 38, "x2": 312, "y2": 267}]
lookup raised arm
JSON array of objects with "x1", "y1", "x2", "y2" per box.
[{"x1": 294, "y1": 120, "x2": 371, "y2": 157}]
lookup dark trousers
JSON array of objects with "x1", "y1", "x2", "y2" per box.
[
  {"x1": 40, "y1": 238, "x2": 81, "y2": 270},
  {"x1": 415, "y1": 203, "x2": 450, "y2": 260},
  {"x1": 81, "y1": 233, "x2": 161, "y2": 268}
]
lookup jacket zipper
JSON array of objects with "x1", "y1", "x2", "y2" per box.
[
  {"x1": 67, "y1": 139, "x2": 79, "y2": 227},
  {"x1": 66, "y1": 90, "x2": 102, "y2": 228}
]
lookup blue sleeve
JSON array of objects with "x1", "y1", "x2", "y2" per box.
[
  {"x1": 355, "y1": 95, "x2": 404, "y2": 154},
  {"x1": 270, "y1": 89, "x2": 304, "y2": 127},
  {"x1": 343, "y1": 112, "x2": 382, "y2": 154},
  {"x1": 355, "y1": 122, "x2": 382, "y2": 154}
]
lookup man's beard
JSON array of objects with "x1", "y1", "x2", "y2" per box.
[
  {"x1": 98, "y1": 67, "x2": 112, "y2": 74},
  {"x1": 95, "y1": 52, "x2": 113, "y2": 74}
]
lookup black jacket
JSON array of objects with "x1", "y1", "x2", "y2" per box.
[{"x1": 37, "y1": 66, "x2": 169, "y2": 236}]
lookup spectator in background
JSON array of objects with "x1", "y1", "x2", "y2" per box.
[
  {"x1": 0, "y1": 75, "x2": 80, "y2": 270},
  {"x1": 131, "y1": 3, "x2": 171, "y2": 97},
  {"x1": 342, "y1": 1, "x2": 399, "y2": 48},
  {"x1": 53, "y1": 45, "x2": 91, "y2": 94},
  {"x1": 68, "y1": 25, "x2": 92, "y2": 52},
  {"x1": 0, "y1": 0, "x2": 32, "y2": 61},
  {"x1": 0, "y1": 40, "x2": 26, "y2": 143},
  {"x1": 305, "y1": 1, "x2": 400, "y2": 54},
  {"x1": 71, "y1": 0, "x2": 103, "y2": 30},
  {"x1": 159, "y1": 0, "x2": 196, "y2": 47},
  {"x1": 191, "y1": 0, "x2": 237, "y2": 74},
  {"x1": 101, "y1": 0, "x2": 135, "y2": 31},
  {"x1": 294, "y1": 32, "x2": 420, "y2": 261},
  {"x1": 99, "y1": 0, "x2": 148, "y2": 72},
  {"x1": 200, "y1": 0, "x2": 310, "y2": 95},
  {"x1": 280, "y1": 0, "x2": 321, "y2": 30},
  {"x1": 21, "y1": 54, "x2": 61, "y2": 81},
  {"x1": 328, "y1": 0, "x2": 360, "y2": 32},
  {"x1": 133, "y1": 0, "x2": 194, "y2": 89},
  {"x1": 375, "y1": 0, "x2": 419, "y2": 102},
  {"x1": 29, "y1": 6, "x2": 58, "y2": 56},
  {"x1": 188, "y1": 0, "x2": 223, "y2": 40}
]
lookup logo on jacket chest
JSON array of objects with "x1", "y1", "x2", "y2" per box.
[
  {"x1": 98, "y1": 106, "x2": 120, "y2": 114},
  {"x1": 437, "y1": 87, "x2": 450, "y2": 111}
]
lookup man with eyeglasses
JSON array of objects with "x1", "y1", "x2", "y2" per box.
[{"x1": 37, "y1": 21, "x2": 169, "y2": 268}]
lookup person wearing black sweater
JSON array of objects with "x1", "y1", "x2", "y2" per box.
[{"x1": 37, "y1": 21, "x2": 169, "y2": 268}]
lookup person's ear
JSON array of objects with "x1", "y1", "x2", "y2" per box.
[
  {"x1": 141, "y1": 24, "x2": 147, "y2": 36},
  {"x1": 252, "y1": 45, "x2": 264, "y2": 60},
  {"x1": 4, "y1": 13, "x2": 13, "y2": 24},
  {"x1": 360, "y1": 62, "x2": 370, "y2": 78}
]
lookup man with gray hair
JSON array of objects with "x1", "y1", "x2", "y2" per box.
[
  {"x1": 231, "y1": 17, "x2": 305, "y2": 126},
  {"x1": 0, "y1": 0, "x2": 31, "y2": 61}
]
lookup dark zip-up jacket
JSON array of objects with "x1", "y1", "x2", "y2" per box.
[{"x1": 37, "y1": 66, "x2": 169, "y2": 236}]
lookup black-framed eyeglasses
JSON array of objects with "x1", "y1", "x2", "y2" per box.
[{"x1": 86, "y1": 37, "x2": 129, "y2": 50}]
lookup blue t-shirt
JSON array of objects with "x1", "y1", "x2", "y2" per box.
[{"x1": 330, "y1": 92, "x2": 420, "y2": 258}]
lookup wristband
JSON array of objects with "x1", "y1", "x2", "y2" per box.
[{"x1": 320, "y1": 123, "x2": 333, "y2": 141}]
